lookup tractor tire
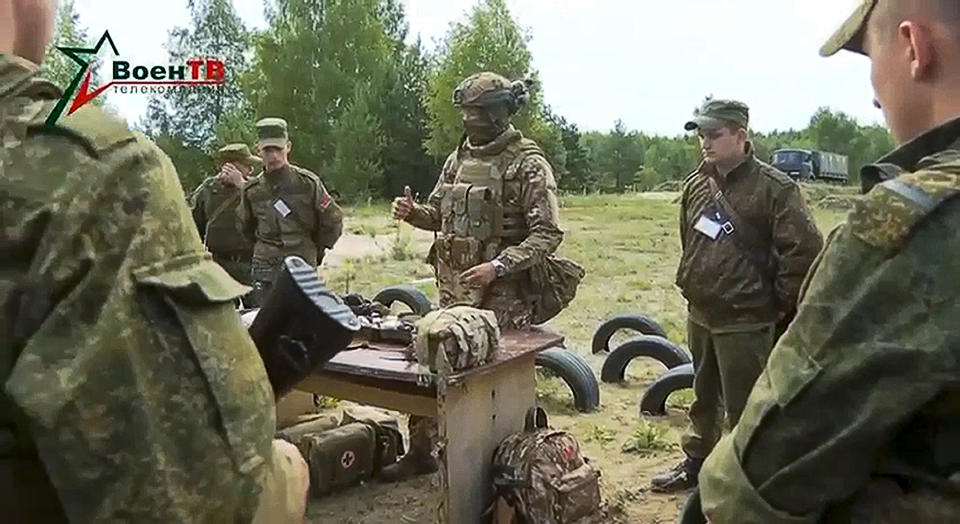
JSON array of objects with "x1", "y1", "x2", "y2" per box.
[
  {"x1": 372, "y1": 285, "x2": 434, "y2": 316},
  {"x1": 592, "y1": 313, "x2": 668, "y2": 354},
  {"x1": 535, "y1": 347, "x2": 600, "y2": 413},
  {"x1": 640, "y1": 363, "x2": 694, "y2": 416},
  {"x1": 600, "y1": 335, "x2": 691, "y2": 383}
]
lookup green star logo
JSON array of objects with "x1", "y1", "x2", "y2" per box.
[{"x1": 45, "y1": 30, "x2": 118, "y2": 129}]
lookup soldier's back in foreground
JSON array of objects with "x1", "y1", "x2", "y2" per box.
[
  {"x1": 700, "y1": 1, "x2": 960, "y2": 522},
  {"x1": 0, "y1": 1, "x2": 307, "y2": 520}
]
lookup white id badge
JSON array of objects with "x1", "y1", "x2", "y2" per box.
[
  {"x1": 694, "y1": 214, "x2": 722, "y2": 240},
  {"x1": 273, "y1": 199, "x2": 292, "y2": 218}
]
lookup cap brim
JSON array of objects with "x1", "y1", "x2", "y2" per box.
[
  {"x1": 258, "y1": 138, "x2": 287, "y2": 149},
  {"x1": 820, "y1": 1, "x2": 875, "y2": 57},
  {"x1": 684, "y1": 116, "x2": 728, "y2": 132}
]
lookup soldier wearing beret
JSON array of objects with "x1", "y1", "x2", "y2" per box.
[{"x1": 240, "y1": 117, "x2": 344, "y2": 304}]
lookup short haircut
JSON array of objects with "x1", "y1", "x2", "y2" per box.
[{"x1": 874, "y1": 0, "x2": 960, "y2": 34}]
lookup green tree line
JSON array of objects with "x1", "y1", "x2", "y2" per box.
[{"x1": 45, "y1": 0, "x2": 894, "y2": 199}]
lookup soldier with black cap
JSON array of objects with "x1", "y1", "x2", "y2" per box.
[
  {"x1": 650, "y1": 97, "x2": 822, "y2": 493},
  {"x1": 190, "y1": 143, "x2": 261, "y2": 286},
  {"x1": 699, "y1": 1, "x2": 960, "y2": 521},
  {"x1": 240, "y1": 117, "x2": 344, "y2": 305}
]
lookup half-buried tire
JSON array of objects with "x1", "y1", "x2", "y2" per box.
[
  {"x1": 372, "y1": 285, "x2": 434, "y2": 316},
  {"x1": 640, "y1": 363, "x2": 694, "y2": 416},
  {"x1": 592, "y1": 313, "x2": 668, "y2": 354},
  {"x1": 535, "y1": 348, "x2": 600, "y2": 413},
  {"x1": 600, "y1": 335, "x2": 691, "y2": 383}
]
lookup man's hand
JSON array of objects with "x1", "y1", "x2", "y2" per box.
[
  {"x1": 217, "y1": 162, "x2": 245, "y2": 189},
  {"x1": 392, "y1": 185, "x2": 414, "y2": 221},
  {"x1": 459, "y1": 262, "x2": 497, "y2": 288}
]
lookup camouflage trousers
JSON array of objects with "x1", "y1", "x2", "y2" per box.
[
  {"x1": 681, "y1": 318, "x2": 776, "y2": 459},
  {"x1": 480, "y1": 278, "x2": 534, "y2": 331},
  {"x1": 437, "y1": 271, "x2": 533, "y2": 331},
  {"x1": 247, "y1": 257, "x2": 324, "y2": 308},
  {"x1": 248, "y1": 258, "x2": 292, "y2": 308}
]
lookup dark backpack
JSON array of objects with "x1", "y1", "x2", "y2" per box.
[{"x1": 491, "y1": 407, "x2": 601, "y2": 523}]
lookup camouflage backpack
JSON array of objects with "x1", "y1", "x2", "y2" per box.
[
  {"x1": 528, "y1": 256, "x2": 585, "y2": 325},
  {"x1": 491, "y1": 407, "x2": 601, "y2": 524},
  {"x1": 412, "y1": 305, "x2": 500, "y2": 376}
]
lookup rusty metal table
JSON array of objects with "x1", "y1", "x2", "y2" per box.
[{"x1": 297, "y1": 327, "x2": 564, "y2": 524}]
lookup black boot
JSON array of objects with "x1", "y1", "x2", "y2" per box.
[
  {"x1": 651, "y1": 456, "x2": 702, "y2": 493},
  {"x1": 377, "y1": 449, "x2": 438, "y2": 483},
  {"x1": 378, "y1": 416, "x2": 438, "y2": 483}
]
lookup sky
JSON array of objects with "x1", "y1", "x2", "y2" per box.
[{"x1": 72, "y1": 0, "x2": 881, "y2": 136}]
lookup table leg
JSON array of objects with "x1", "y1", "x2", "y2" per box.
[{"x1": 436, "y1": 353, "x2": 537, "y2": 524}]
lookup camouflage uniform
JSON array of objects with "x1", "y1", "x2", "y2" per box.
[
  {"x1": 239, "y1": 118, "x2": 343, "y2": 304},
  {"x1": 700, "y1": 116, "x2": 960, "y2": 524},
  {"x1": 190, "y1": 143, "x2": 260, "y2": 286},
  {"x1": 384, "y1": 72, "x2": 565, "y2": 483},
  {"x1": 405, "y1": 88, "x2": 563, "y2": 329},
  {"x1": 0, "y1": 55, "x2": 287, "y2": 522},
  {"x1": 656, "y1": 100, "x2": 822, "y2": 491},
  {"x1": 701, "y1": 5, "x2": 960, "y2": 522}
]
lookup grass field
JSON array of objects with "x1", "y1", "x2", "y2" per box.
[{"x1": 307, "y1": 188, "x2": 852, "y2": 523}]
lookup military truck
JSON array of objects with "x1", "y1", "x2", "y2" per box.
[{"x1": 771, "y1": 149, "x2": 848, "y2": 184}]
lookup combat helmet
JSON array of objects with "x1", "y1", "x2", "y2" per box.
[{"x1": 452, "y1": 72, "x2": 533, "y2": 115}]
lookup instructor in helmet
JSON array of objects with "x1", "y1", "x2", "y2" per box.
[{"x1": 386, "y1": 72, "x2": 565, "y2": 481}]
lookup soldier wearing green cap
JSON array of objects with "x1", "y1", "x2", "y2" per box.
[
  {"x1": 240, "y1": 117, "x2": 344, "y2": 304},
  {"x1": 699, "y1": 1, "x2": 960, "y2": 522},
  {"x1": 190, "y1": 143, "x2": 261, "y2": 286},
  {"x1": 651, "y1": 97, "x2": 823, "y2": 493}
]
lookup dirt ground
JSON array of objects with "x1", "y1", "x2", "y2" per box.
[
  {"x1": 301, "y1": 190, "x2": 850, "y2": 523},
  {"x1": 304, "y1": 359, "x2": 690, "y2": 524}
]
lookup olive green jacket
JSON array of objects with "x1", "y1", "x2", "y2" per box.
[
  {"x1": 239, "y1": 164, "x2": 343, "y2": 270},
  {"x1": 677, "y1": 146, "x2": 823, "y2": 327},
  {"x1": 190, "y1": 174, "x2": 254, "y2": 259}
]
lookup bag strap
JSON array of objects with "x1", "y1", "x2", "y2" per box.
[
  {"x1": 201, "y1": 190, "x2": 241, "y2": 249},
  {"x1": 704, "y1": 176, "x2": 773, "y2": 279},
  {"x1": 524, "y1": 406, "x2": 548, "y2": 432},
  {"x1": 207, "y1": 190, "x2": 241, "y2": 226}
]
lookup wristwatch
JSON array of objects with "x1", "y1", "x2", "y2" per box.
[{"x1": 491, "y1": 259, "x2": 507, "y2": 278}]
